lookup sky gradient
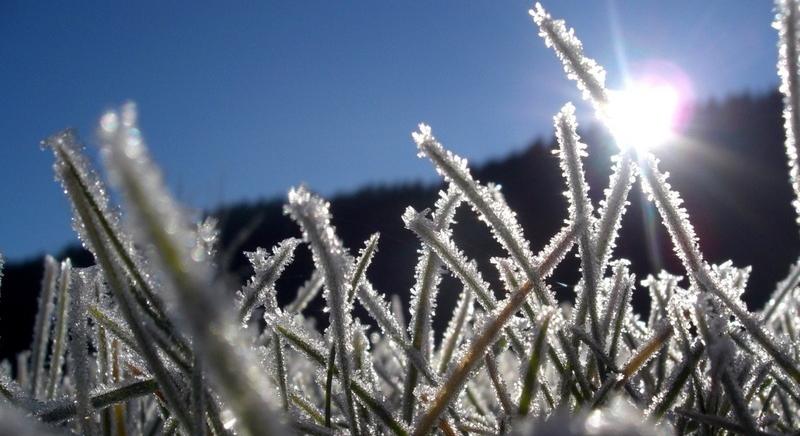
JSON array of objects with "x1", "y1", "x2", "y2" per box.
[{"x1": 0, "y1": 1, "x2": 779, "y2": 260}]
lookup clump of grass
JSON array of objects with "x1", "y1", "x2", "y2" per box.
[{"x1": 2, "y1": 1, "x2": 800, "y2": 435}]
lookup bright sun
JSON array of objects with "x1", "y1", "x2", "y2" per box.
[{"x1": 605, "y1": 82, "x2": 680, "y2": 152}]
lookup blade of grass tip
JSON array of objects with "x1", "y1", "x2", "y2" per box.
[
  {"x1": 30, "y1": 256, "x2": 58, "y2": 399},
  {"x1": 100, "y1": 104, "x2": 285, "y2": 436},
  {"x1": 403, "y1": 188, "x2": 462, "y2": 422},
  {"x1": 531, "y1": 3, "x2": 609, "y2": 111},
  {"x1": 554, "y1": 103, "x2": 601, "y2": 338},
  {"x1": 347, "y1": 240, "x2": 430, "y2": 383},
  {"x1": 776, "y1": 0, "x2": 800, "y2": 233},
  {"x1": 324, "y1": 345, "x2": 336, "y2": 429},
  {"x1": 45, "y1": 259, "x2": 72, "y2": 400},
  {"x1": 46, "y1": 135, "x2": 188, "y2": 431},
  {"x1": 403, "y1": 207, "x2": 530, "y2": 356},
  {"x1": 237, "y1": 238, "x2": 301, "y2": 325},
  {"x1": 284, "y1": 186, "x2": 360, "y2": 435},
  {"x1": 403, "y1": 207, "x2": 498, "y2": 318},
  {"x1": 44, "y1": 131, "x2": 182, "y2": 351},
  {"x1": 68, "y1": 269, "x2": 97, "y2": 436},
  {"x1": 518, "y1": 310, "x2": 553, "y2": 416},
  {"x1": 412, "y1": 280, "x2": 537, "y2": 436},
  {"x1": 347, "y1": 233, "x2": 380, "y2": 304},
  {"x1": 412, "y1": 124, "x2": 554, "y2": 307},
  {"x1": 353, "y1": 281, "x2": 425, "y2": 370}
]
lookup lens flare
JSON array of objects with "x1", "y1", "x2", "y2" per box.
[{"x1": 605, "y1": 82, "x2": 680, "y2": 151}]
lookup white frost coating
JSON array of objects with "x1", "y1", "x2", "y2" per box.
[
  {"x1": 555, "y1": 103, "x2": 602, "y2": 334},
  {"x1": 99, "y1": 103, "x2": 285, "y2": 436},
  {"x1": 642, "y1": 271, "x2": 681, "y2": 329},
  {"x1": 99, "y1": 103, "x2": 213, "y2": 287},
  {"x1": 42, "y1": 129, "x2": 158, "y2": 303},
  {"x1": 348, "y1": 233, "x2": 380, "y2": 304},
  {"x1": 412, "y1": 124, "x2": 552, "y2": 306},
  {"x1": 776, "y1": 0, "x2": 800, "y2": 230},
  {"x1": 283, "y1": 185, "x2": 360, "y2": 432},
  {"x1": 356, "y1": 281, "x2": 410, "y2": 350},
  {"x1": 237, "y1": 237, "x2": 301, "y2": 324},
  {"x1": 594, "y1": 153, "x2": 636, "y2": 272},
  {"x1": 554, "y1": 103, "x2": 594, "y2": 231},
  {"x1": 407, "y1": 187, "x2": 462, "y2": 352},
  {"x1": 437, "y1": 286, "x2": 475, "y2": 375},
  {"x1": 403, "y1": 188, "x2": 462, "y2": 421},
  {"x1": 492, "y1": 257, "x2": 525, "y2": 295},
  {"x1": 30, "y1": 255, "x2": 58, "y2": 399},
  {"x1": 638, "y1": 156, "x2": 706, "y2": 282},
  {"x1": 533, "y1": 222, "x2": 579, "y2": 280},
  {"x1": 403, "y1": 206, "x2": 498, "y2": 312},
  {"x1": 69, "y1": 268, "x2": 96, "y2": 436},
  {"x1": 16, "y1": 3, "x2": 800, "y2": 433},
  {"x1": 45, "y1": 259, "x2": 72, "y2": 400},
  {"x1": 43, "y1": 130, "x2": 119, "y2": 256},
  {"x1": 531, "y1": 3, "x2": 609, "y2": 112}
]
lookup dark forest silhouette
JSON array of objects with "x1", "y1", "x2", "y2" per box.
[{"x1": 2, "y1": 90, "x2": 797, "y2": 360}]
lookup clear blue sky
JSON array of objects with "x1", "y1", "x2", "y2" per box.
[{"x1": 0, "y1": 1, "x2": 778, "y2": 260}]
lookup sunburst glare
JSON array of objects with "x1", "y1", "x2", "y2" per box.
[{"x1": 605, "y1": 82, "x2": 681, "y2": 151}]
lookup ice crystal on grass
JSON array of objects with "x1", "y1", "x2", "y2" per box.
[
  {"x1": 238, "y1": 237, "x2": 302, "y2": 324},
  {"x1": 285, "y1": 185, "x2": 361, "y2": 433},
  {"x1": 8, "y1": 1, "x2": 800, "y2": 435},
  {"x1": 531, "y1": 3, "x2": 609, "y2": 110}
]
